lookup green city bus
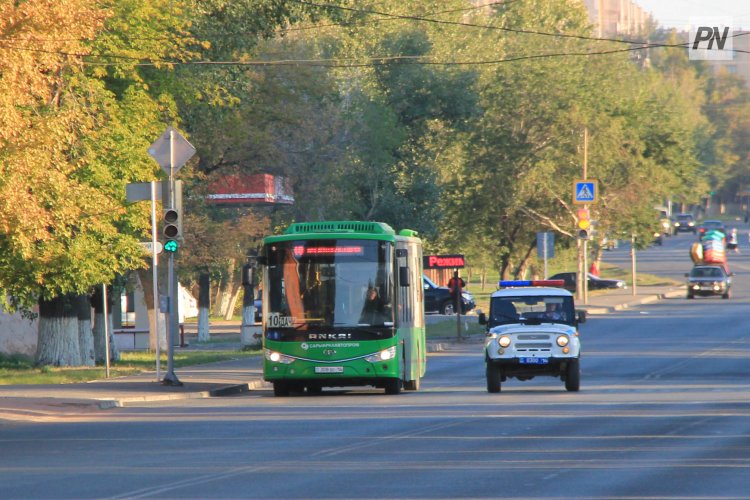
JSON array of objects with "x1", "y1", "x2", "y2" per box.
[{"x1": 260, "y1": 221, "x2": 426, "y2": 396}]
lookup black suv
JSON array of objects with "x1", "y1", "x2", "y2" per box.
[
  {"x1": 423, "y1": 275, "x2": 475, "y2": 315},
  {"x1": 672, "y1": 213, "x2": 696, "y2": 234}
]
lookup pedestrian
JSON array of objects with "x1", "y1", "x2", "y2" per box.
[
  {"x1": 589, "y1": 260, "x2": 600, "y2": 277},
  {"x1": 447, "y1": 274, "x2": 466, "y2": 313},
  {"x1": 729, "y1": 228, "x2": 740, "y2": 253}
]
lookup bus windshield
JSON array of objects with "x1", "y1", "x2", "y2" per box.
[{"x1": 265, "y1": 239, "x2": 394, "y2": 327}]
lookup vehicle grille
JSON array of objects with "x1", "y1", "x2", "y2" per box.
[
  {"x1": 516, "y1": 343, "x2": 553, "y2": 350},
  {"x1": 516, "y1": 334, "x2": 553, "y2": 353}
]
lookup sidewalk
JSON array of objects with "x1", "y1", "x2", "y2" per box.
[{"x1": 0, "y1": 284, "x2": 685, "y2": 422}]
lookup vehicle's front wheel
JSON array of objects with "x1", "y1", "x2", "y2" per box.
[
  {"x1": 440, "y1": 301, "x2": 455, "y2": 315},
  {"x1": 565, "y1": 359, "x2": 580, "y2": 392},
  {"x1": 687, "y1": 293, "x2": 694, "y2": 299},
  {"x1": 722, "y1": 289, "x2": 731, "y2": 299},
  {"x1": 486, "y1": 363, "x2": 501, "y2": 393},
  {"x1": 384, "y1": 378, "x2": 401, "y2": 395},
  {"x1": 403, "y1": 378, "x2": 420, "y2": 391},
  {"x1": 273, "y1": 382, "x2": 290, "y2": 397}
]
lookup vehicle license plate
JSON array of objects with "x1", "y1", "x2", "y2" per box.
[
  {"x1": 519, "y1": 357, "x2": 549, "y2": 365},
  {"x1": 315, "y1": 366, "x2": 344, "y2": 373}
]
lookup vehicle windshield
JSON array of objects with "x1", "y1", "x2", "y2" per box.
[
  {"x1": 488, "y1": 295, "x2": 575, "y2": 327},
  {"x1": 264, "y1": 239, "x2": 394, "y2": 328},
  {"x1": 690, "y1": 267, "x2": 725, "y2": 278}
]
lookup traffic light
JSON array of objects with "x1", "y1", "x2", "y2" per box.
[
  {"x1": 163, "y1": 208, "x2": 182, "y2": 240},
  {"x1": 163, "y1": 239, "x2": 178, "y2": 253},
  {"x1": 576, "y1": 207, "x2": 590, "y2": 240}
]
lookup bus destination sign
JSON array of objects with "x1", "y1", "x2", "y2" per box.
[{"x1": 423, "y1": 254, "x2": 466, "y2": 269}]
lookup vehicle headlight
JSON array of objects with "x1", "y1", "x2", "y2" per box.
[
  {"x1": 498, "y1": 335, "x2": 511, "y2": 348},
  {"x1": 691, "y1": 284, "x2": 700, "y2": 290},
  {"x1": 688, "y1": 222, "x2": 695, "y2": 227},
  {"x1": 264, "y1": 349, "x2": 295, "y2": 364},
  {"x1": 556, "y1": 335, "x2": 569, "y2": 347},
  {"x1": 365, "y1": 346, "x2": 396, "y2": 363}
]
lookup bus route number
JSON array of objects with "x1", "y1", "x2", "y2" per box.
[{"x1": 268, "y1": 313, "x2": 294, "y2": 328}]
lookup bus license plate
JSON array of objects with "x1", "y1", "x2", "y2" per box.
[
  {"x1": 315, "y1": 366, "x2": 344, "y2": 374},
  {"x1": 520, "y1": 357, "x2": 549, "y2": 365}
]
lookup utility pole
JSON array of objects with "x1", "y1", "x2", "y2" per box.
[{"x1": 583, "y1": 127, "x2": 589, "y2": 305}]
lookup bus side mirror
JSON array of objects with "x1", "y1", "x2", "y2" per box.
[{"x1": 399, "y1": 267, "x2": 410, "y2": 286}]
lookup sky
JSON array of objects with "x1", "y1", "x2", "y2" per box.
[{"x1": 636, "y1": 0, "x2": 750, "y2": 29}]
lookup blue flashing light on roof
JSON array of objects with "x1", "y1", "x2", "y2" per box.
[{"x1": 499, "y1": 280, "x2": 566, "y2": 288}]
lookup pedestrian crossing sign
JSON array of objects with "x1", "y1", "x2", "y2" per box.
[{"x1": 573, "y1": 179, "x2": 598, "y2": 204}]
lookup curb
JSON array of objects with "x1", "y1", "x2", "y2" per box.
[
  {"x1": 99, "y1": 379, "x2": 271, "y2": 408},
  {"x1": 581, "y1": 287, "x2": 685, "y2": 315}
]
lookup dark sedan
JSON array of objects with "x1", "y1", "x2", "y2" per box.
[
  {"x1": 423, "y1": 275, "x2": 476, "y2": 315},
  {"x1": 548, "y1": 272, "x2": 626, "y2": 293},
  {"x1": 685, "y1": 265, "x2": 732, "y2": 299},
  {"x1": 697, "y1": 220, "x2": 727, "y2": 238}
]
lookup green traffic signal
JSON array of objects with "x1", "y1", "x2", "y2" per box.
[{"x1": 164, "y1": 239, "x2": 178, "y2": 252}]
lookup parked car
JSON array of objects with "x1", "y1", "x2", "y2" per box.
[
  {"x1": 254, "y1": 291, "x2": 262, "y2": 323},
  {"x1": 548, "y1": 272, "x2": 626, "y2": 293},
  {"x1": 697, "y1": 220, "x2": 727, "y2": 238},
  {"x1": 685, "y1": 265, "x2": 732, "y2": 299},
  {"x1": 423, "y1": 275, "x2": 476, "y2": 315},
  {"x1": 671, "y1": 213, "x2": 696, "y2": 234}
]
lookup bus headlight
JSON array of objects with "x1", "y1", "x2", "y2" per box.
[
  {"x1": 498, "y1": 336, "x2": 511, "y2": 348},
  {"x1": 365, "y1": 346, "x2": 396, "y2": 363},
  {"x1": 556, "y1": 335, "x2": 569, "y2": 347},
  {"x1": 264, "y1": 349, "x2": 295, "y2": 364}
]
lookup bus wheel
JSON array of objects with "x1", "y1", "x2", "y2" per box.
[
  {"x1": 486, "y1": 364, "x2": 501, "y2": 393},
  {"x1": 384, "y1": 378, "x2": 401, "y2": 395},
  {"x1": 306, "y1": 385, "x2": 322, "y2": 395},
  {"x1": 273, "y1": 382, "x2": 290, "y2": 397},
  {"x1": 403, "y1": 378, "x2": 420, "y2": 391}
]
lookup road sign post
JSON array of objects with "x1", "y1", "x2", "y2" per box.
[{"x1": 149, "y1": 126, "x2": 195, "y2": 387}]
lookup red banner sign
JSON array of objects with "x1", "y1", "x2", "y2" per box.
[{"x1": 423, "y1": 254, "x2": 466, "y2": 269}]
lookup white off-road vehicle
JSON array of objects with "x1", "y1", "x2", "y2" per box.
[{"x1": 478, "y1": 281, "x2": 586, "y2": 392}]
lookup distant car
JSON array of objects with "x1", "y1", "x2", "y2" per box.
[
  {"x1": 697, "y1": 220, "x2": 727, "y2": 238},
  {"x1": 685, "y1": 265, "x2": 732, "y2": 299},
  {"x1": 548, "y1": 272, "x2": 626, "y2": 293},
  {"x1": 423, "y1": 275, "x2": 475, "y2": 315},
  {"x1": 672, "y1": 213, "x2": 696, "y2": 234}
]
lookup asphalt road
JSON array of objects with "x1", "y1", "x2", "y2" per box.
[{"x1": 1, "y1": 231, "x2": 750, "y2": 499}]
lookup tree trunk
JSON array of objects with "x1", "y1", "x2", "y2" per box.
[
  {"x1": 137, "y1": 269, "x2": 167, "y2": 351},
  {"x1": 35, "y1": 294, "x2": 82, "y2": 367},
  {"x1": 224, "y1": 281, "x2": 241, "y2": 320},
  {"x1": 212, "y1": 279, "x2": 224, "y2": 317},
  {"x1": 75, "y1": 294, "x2": 95, "y2": 366},
  {"x1": 92, "y1": 285, "x2": 119, "y2": 364},
  {"x1": 198, "y1": 272, "x2": 210, "y2": 342}
]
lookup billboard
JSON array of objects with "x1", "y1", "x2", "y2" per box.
[{"x1": 206, "y1": 173, "x2": 294, "y2": 205}]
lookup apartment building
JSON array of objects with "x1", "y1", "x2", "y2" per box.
[{"x1": 583, "y1": 0, "x2": 650, "y2": 37}]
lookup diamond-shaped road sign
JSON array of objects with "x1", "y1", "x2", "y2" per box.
[{"x1": 148, "y1": 126, "x2": 196, "y2": 174}]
